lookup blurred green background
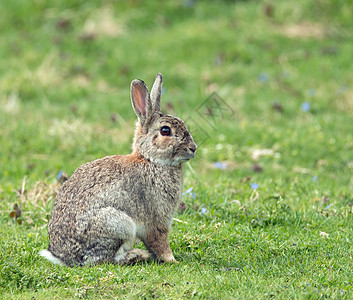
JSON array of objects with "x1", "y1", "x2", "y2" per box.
[{"x1": 1, "y1": 0, "x2": 352, "y2": 191}]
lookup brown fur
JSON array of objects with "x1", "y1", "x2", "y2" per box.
[{"x1": 40, "y1": 73, "x2": 197, "y2": 266}]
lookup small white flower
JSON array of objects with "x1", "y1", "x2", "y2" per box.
[{"x1": 319, "y1": 232, "x2": 329, "y2": 238}]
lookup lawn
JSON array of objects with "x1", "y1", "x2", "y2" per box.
[{"x1": 1, "y1": 0, "x2": 353, "y2": 298}]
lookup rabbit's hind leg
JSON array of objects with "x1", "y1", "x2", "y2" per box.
[{"x1": 77, "y1": 207, "x2": 137, "y2": 265}]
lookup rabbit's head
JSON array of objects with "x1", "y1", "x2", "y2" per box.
[{"x1": 131, "y1": 73, "x2": 197, "y2": 167}]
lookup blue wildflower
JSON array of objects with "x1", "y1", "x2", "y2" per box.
[
  {"x1": 183, "y1": 187, "x2": 196, "y2": 198},
  {"x1": 251, "y1": 183, "x2": 259, "y2": 190},
  {"x1": 201, "y1": 208, "x2": 207, "y2": 214},
  {"x1": 161, "y1": 86, "x2": 166, "y2": 95},
  {"x1": 313, "y1": 176, "x2": 318, "y2": 182},
  {"x1": 301, "y1": 102, "x2": 310, "y2": 112},
  {"x1": 214, "y1": 162, "x2": 221, "y2": 168},
  {"x1": 214, "y1": 162, "x2": 227, "y2": 170},
  {"x1": 185, "y1": 187, "x2": 193, "y2": 194},
  {"x1": 56, "y1": 171, "x2": 64, "y2": 180}
]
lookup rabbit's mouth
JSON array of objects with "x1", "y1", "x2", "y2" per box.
[
  {"x1": 178, "y1": 156, "x2": 193, "y2": 162},
  {"x1": 174, "y1": 149, "x2": 197, "y2": 163},
  {"x1": 172, "y1": 156, "x2": 192, "y2": 165},
  {"x1": 150, "y1": 149, "x2": 196, "y2": 166},
  {"x1": 173, "y1": 141, "x2": 197, "y2": 161},
  {"x1": 179, "y1": 142, "x2": 197, "y2": 160}
]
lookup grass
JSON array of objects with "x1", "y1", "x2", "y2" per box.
[{"x1": 1, "y1": 0, "x2": 353, "y2": 298}]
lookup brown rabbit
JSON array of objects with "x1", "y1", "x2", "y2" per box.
[{"x1": 40, "y1": 73, "x2": 197, "y2": 266}]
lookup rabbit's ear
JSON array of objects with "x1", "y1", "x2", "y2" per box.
[
  {"x1": 131, "y1": 79, "x2": 152, "y2": 125},
  {"x1": 150, "y1": 73, "x2": 162, "y2": 112}
]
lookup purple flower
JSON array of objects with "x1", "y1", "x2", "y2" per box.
[
  {"x1": 201, "y1": 208, "x2": 207, "y2": 214},
  {"x1": 301, "y1": 102, "x2": 310, "y2": 112},
  {"x1": 251, "y1": 183, "x2": 259, "y2": 190}
]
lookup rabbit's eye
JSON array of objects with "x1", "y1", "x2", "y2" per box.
[{"x1": 160, "y1": 126, "x2": 171, "y2": 136}]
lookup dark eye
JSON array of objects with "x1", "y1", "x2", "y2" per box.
[{"x1": 160, "y1": 126, "x2": 171, "y2": 136}]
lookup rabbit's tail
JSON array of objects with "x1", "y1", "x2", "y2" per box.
[{"x1": 39, "y1": 249, "x2": 64, "y2": 266}]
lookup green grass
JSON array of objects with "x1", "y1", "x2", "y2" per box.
[{"x1": 1, "y1": 0, "x2": 353, "y2": 298}]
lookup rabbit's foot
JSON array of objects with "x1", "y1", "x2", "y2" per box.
[
  {"x1": 158, "y1": 254, "x2": 179, "y2": 264},
  {"x1": 122, "y1": 248, "x2": 151, "y2": 265},
  {"x1": 114, "y1": 238, "x2": 135, "y2": 263},
  {"x1": 145, "y1": 228, "x2": 178, "y2": 263}
]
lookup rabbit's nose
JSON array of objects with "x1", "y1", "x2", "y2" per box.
[{"x1": 188, "y1": 142, "x2": 197, "y2": 154}]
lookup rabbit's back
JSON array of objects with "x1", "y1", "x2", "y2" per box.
[{"x1": 52, "y1": 153, "x2": 183, "y2": 215}]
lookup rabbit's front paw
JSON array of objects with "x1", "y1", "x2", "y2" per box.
[
  {"x1": 160, "y1": 254, "x2": 179, "y2": 264},
  {"x1": 125, "y1": 248, "x2": 151, "y2": 265}
]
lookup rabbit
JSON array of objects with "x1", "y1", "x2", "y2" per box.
[{"x1": 40, "y1": 73, "x2": 197, "y2": 267}]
